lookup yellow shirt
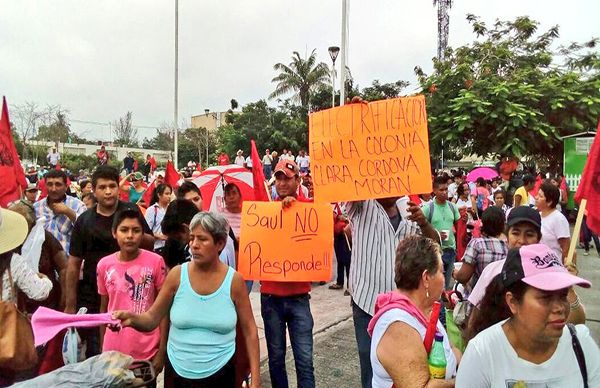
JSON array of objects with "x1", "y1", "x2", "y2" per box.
[{"x1": 514, "y1": 186, "x2": 531, "y2": 207}]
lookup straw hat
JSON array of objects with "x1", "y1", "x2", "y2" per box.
[{"x1": 0, "y1": 208, "x2": 28, "y2": 255}]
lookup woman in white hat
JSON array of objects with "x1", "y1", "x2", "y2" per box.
[
  {"x1": 0, "y1": 208, "x2": 53, "y2": 386},
  {"x1": 0, "y1": 208, "x2": 52, "y2": 303}
]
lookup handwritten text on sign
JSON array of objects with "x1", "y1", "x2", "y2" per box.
[
  {"x1": 238, "y1": 202, "x2": 333, "y2": 282},
  {"x1": 309, "y1": 95, "x2": 432, "y2": 202}
]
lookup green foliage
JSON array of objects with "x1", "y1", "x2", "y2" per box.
[
  {"x1": 217, "y1": 99, "x2": 308, "y2": 157},
  {"x1": 415, "y1": 15, "x2": 600, "y2": 168},
  {"x1": 269, "y1": 49, "x2": 331, "y2": 110},
  {"x1": 58, "y1": 153, "x2": 98, "y2": 172},
  {"x1": 142, "y1": 130, "x2": 173, "y2": 151},
  {"x1": 360, "y1": 80, "x2": 410, "y2": 102}
]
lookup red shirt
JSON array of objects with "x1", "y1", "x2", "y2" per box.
[
  {"x1": 260, "y1": 195, "x2": 313, "y2": 296},
  {"x1": 218, "y1": 154, "x2": 230, "y2": 166}
]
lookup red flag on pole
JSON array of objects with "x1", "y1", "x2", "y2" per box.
[
  {"x1": 250, "y1": 140, "x2": 269, "y2": 201},
  {"x1": 165, "y1": 160, "x2": 180, "y2": 189},
  {"x1": 0, "y1": 97, "x2": 28, "y2": 207},
  {"x1": 575, "y1": 122, "x2": 600, "y2": 235}
]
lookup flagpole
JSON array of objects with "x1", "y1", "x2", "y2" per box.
[
  {"x1": 173, "y1": 0, "x2": 179, "y2": 169},
  {"x1": 566, "y1": 199, "x2": 586, "y2": 266},
  {"x1": 339, "y1": 0, "x2": 348, "y2": 105}
]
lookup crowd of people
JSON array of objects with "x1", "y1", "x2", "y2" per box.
[{"x1": 1, "y1": 145, "x2": 599, "y2": 388}]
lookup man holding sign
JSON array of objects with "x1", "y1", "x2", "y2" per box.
[
  {"x1": 258, "y1": 160, "x2": 316, "y2": 388},
  {"x1": 309, "y1": 96, "x2": 440, "y2": 388}
]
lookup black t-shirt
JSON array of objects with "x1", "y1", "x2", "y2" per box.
[{"x1": 70, "y1": 201, "x2": 152, "y2": 311}]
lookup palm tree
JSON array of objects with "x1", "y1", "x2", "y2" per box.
[{"x1": 269, "y1": 49, "x2": 330, "y2": 111}]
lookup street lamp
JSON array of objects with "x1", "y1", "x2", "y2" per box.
[{"x1": 328, "y1": 46, "x2": 340, "y2": 108}]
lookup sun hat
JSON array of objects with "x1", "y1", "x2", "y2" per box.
[
  {"x1": 274, "y1": 160, "x2": 299, "y2": 178},
  {"x1": 501, "y1": 244, "x2": 591, "y2": 291},
  {"x1": 26, "y1": 183, "x2": 39, "y2": 191},
  {"x1": 0, "y1": 208, "x2": 29, "y2": 255},
  {"x1": 506, "y1": 206, "x2": 541, "y2": 229}
]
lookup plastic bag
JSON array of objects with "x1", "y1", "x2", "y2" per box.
[
  {"x1": 21, "y1": 216, "x2": 46, "y2": 270},
  {"x1": 445, "y1": 309, "x2": 466, "y2": 353},
  {"x1": 12, "y1": 351, "x2": 136, "y2": 388},
  {"x1": 62, "y1": 307, "x2": 88, "y2": 365}
]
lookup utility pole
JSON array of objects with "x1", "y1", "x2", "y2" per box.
[{"x1": 174, "y1": 0, "x2": 179, "y2": 168}]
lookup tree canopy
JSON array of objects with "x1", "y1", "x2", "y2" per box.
[{"x1": 415, "y1": 15, "x2": 600, "y2": 169}]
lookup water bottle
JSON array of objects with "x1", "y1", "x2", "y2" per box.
[{"x1": 428, "y1": 333, "x2": 447, "y2": 379}]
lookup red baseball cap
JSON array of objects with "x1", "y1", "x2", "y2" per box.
[{"x1": 274, "y1": 160, "x2": 299, "y2": 178}]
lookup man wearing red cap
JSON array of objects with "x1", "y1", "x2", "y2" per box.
[{"x1": 261, "y1": 159, "x2": 315, "y2": 388}]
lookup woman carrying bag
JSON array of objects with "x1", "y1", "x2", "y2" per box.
[{"x1": 0, "y1": 208, "x2": 53, "y2": 386}]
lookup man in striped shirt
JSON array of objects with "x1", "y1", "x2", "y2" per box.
[
  {"x1": 34, "y1": 169, "x2": 87, "y2": 253},
  {"x1": 346, "y1": 197, "x2": 439, "y2": 388}
]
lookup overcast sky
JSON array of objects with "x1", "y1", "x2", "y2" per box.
[{"x1": 2, "y1": 0, "x2": 599, "y2": 141}]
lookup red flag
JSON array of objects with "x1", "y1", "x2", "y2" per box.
[
  {"x1": 0, "y1": 97, "x2": 28, "y2": 207},
  {"x1": 575, "y1": 123, "x2": 600, "y2": 235},
  {"x1": 55, "y1": 161, "x2": 61, "y2": 171},
  {"x1": 165, "y1": 160, "x2": 180, "y2": 189},
  {"x1": 250, "y1": 140, "x2": 269, "y2": 201},
  {"x1": 142, "y1": 181, "x2": 156, "y2": 206}
]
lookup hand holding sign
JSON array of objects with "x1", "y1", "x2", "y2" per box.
[
  {"x1": 238, "y1": 201, "x2": 333, "y2": 282},
  {"x1": 309, "y1": 95, "x2": 432, "y2": 202}
]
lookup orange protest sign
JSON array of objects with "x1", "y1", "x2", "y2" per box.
[
  {"x1": 238, "y1": 201, "x2": 333, "y2": 282},
  {"x1": 309, "y1": 95, "x2": 432, "y2": 202}
]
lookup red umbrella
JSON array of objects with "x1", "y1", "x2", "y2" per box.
[
  {"x1": 191, "y1": 164, "x2": 254, "y2": 212},
  {"x1": 466, "y1": 167, "x2": 498, "y2": 182}
]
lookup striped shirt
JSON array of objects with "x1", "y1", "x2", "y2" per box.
[
  {"x1": 34, "y1": 195, "x2": 87, "y2": 253},
  {"x1": 347, "y1": 200, "x2": 421, "y2": 316},
  {"x1": 461, "y1": 236, "x2": 508, "y2": 291}
]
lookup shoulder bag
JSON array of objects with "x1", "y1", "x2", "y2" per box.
[{"x1": 0, "y1": 270, "x2": 38, "y2": 370}]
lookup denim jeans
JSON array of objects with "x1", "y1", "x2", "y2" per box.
[
  {"x1": 263, "y1": 165, "x2": 272, "y2": 180},
  {"x1": 442, "y1": 248, "x2": 456, "y2": 290},
  {"x1": 352, "y1": 300, "x2": 373, "y2": 388},
  {"x1": 261, "y1": 294, "x2": 315, "y2": 388}
]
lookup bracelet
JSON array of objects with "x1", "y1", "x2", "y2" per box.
[{"x1": 570, "y1": 296, "x2": 581, "y2": 310}]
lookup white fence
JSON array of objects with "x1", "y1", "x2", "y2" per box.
[{"x1": 564, "y1": 173, "x2": 582, "y2": 192}]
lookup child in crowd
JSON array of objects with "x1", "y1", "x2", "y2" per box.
[
  {"x1": 97, "y1": 209, "x2": 168, "y2": 383},
  {"x1": 493, "y1": 189, "x2": 511, "y2": 217},
  {"x1": 81, "y1": 192, "x2": 97, "y2": 209}
]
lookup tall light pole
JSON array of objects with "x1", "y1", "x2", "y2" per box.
[
  {"x1": 339, "y1": 0, "x2": 348, "y2": 105},
  {"x1": 173, "y1": 0, "x2": 179, "y2": 169},
  {"x1": 328, "y1": 46, "x2": 340, "y2": 108}
]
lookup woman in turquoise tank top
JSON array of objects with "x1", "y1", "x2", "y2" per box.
[
  {"x1": 113, "y1": 212, "x2": 260, "y2": 388},
  {"x1": 119, "y1": 171, "x2": 147, "y2": 206}
]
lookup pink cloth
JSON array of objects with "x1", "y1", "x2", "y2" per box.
[
  {"x1": 32, "y1": 307, "x2": 119, "y2": 346},
  {"x1": 367, "y1": 291, "x2": 430, "y2": 337},
  {"x1": 97, "y1": 249, "x2": 166, "y2": 360}
]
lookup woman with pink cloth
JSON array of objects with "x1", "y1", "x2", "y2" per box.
[
  {"x1": 97, "y1": 208, "x2": 167, "y2": 387},
  {"x1": 368, "y1": 235, "x2": 460, "y2": 387}
]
